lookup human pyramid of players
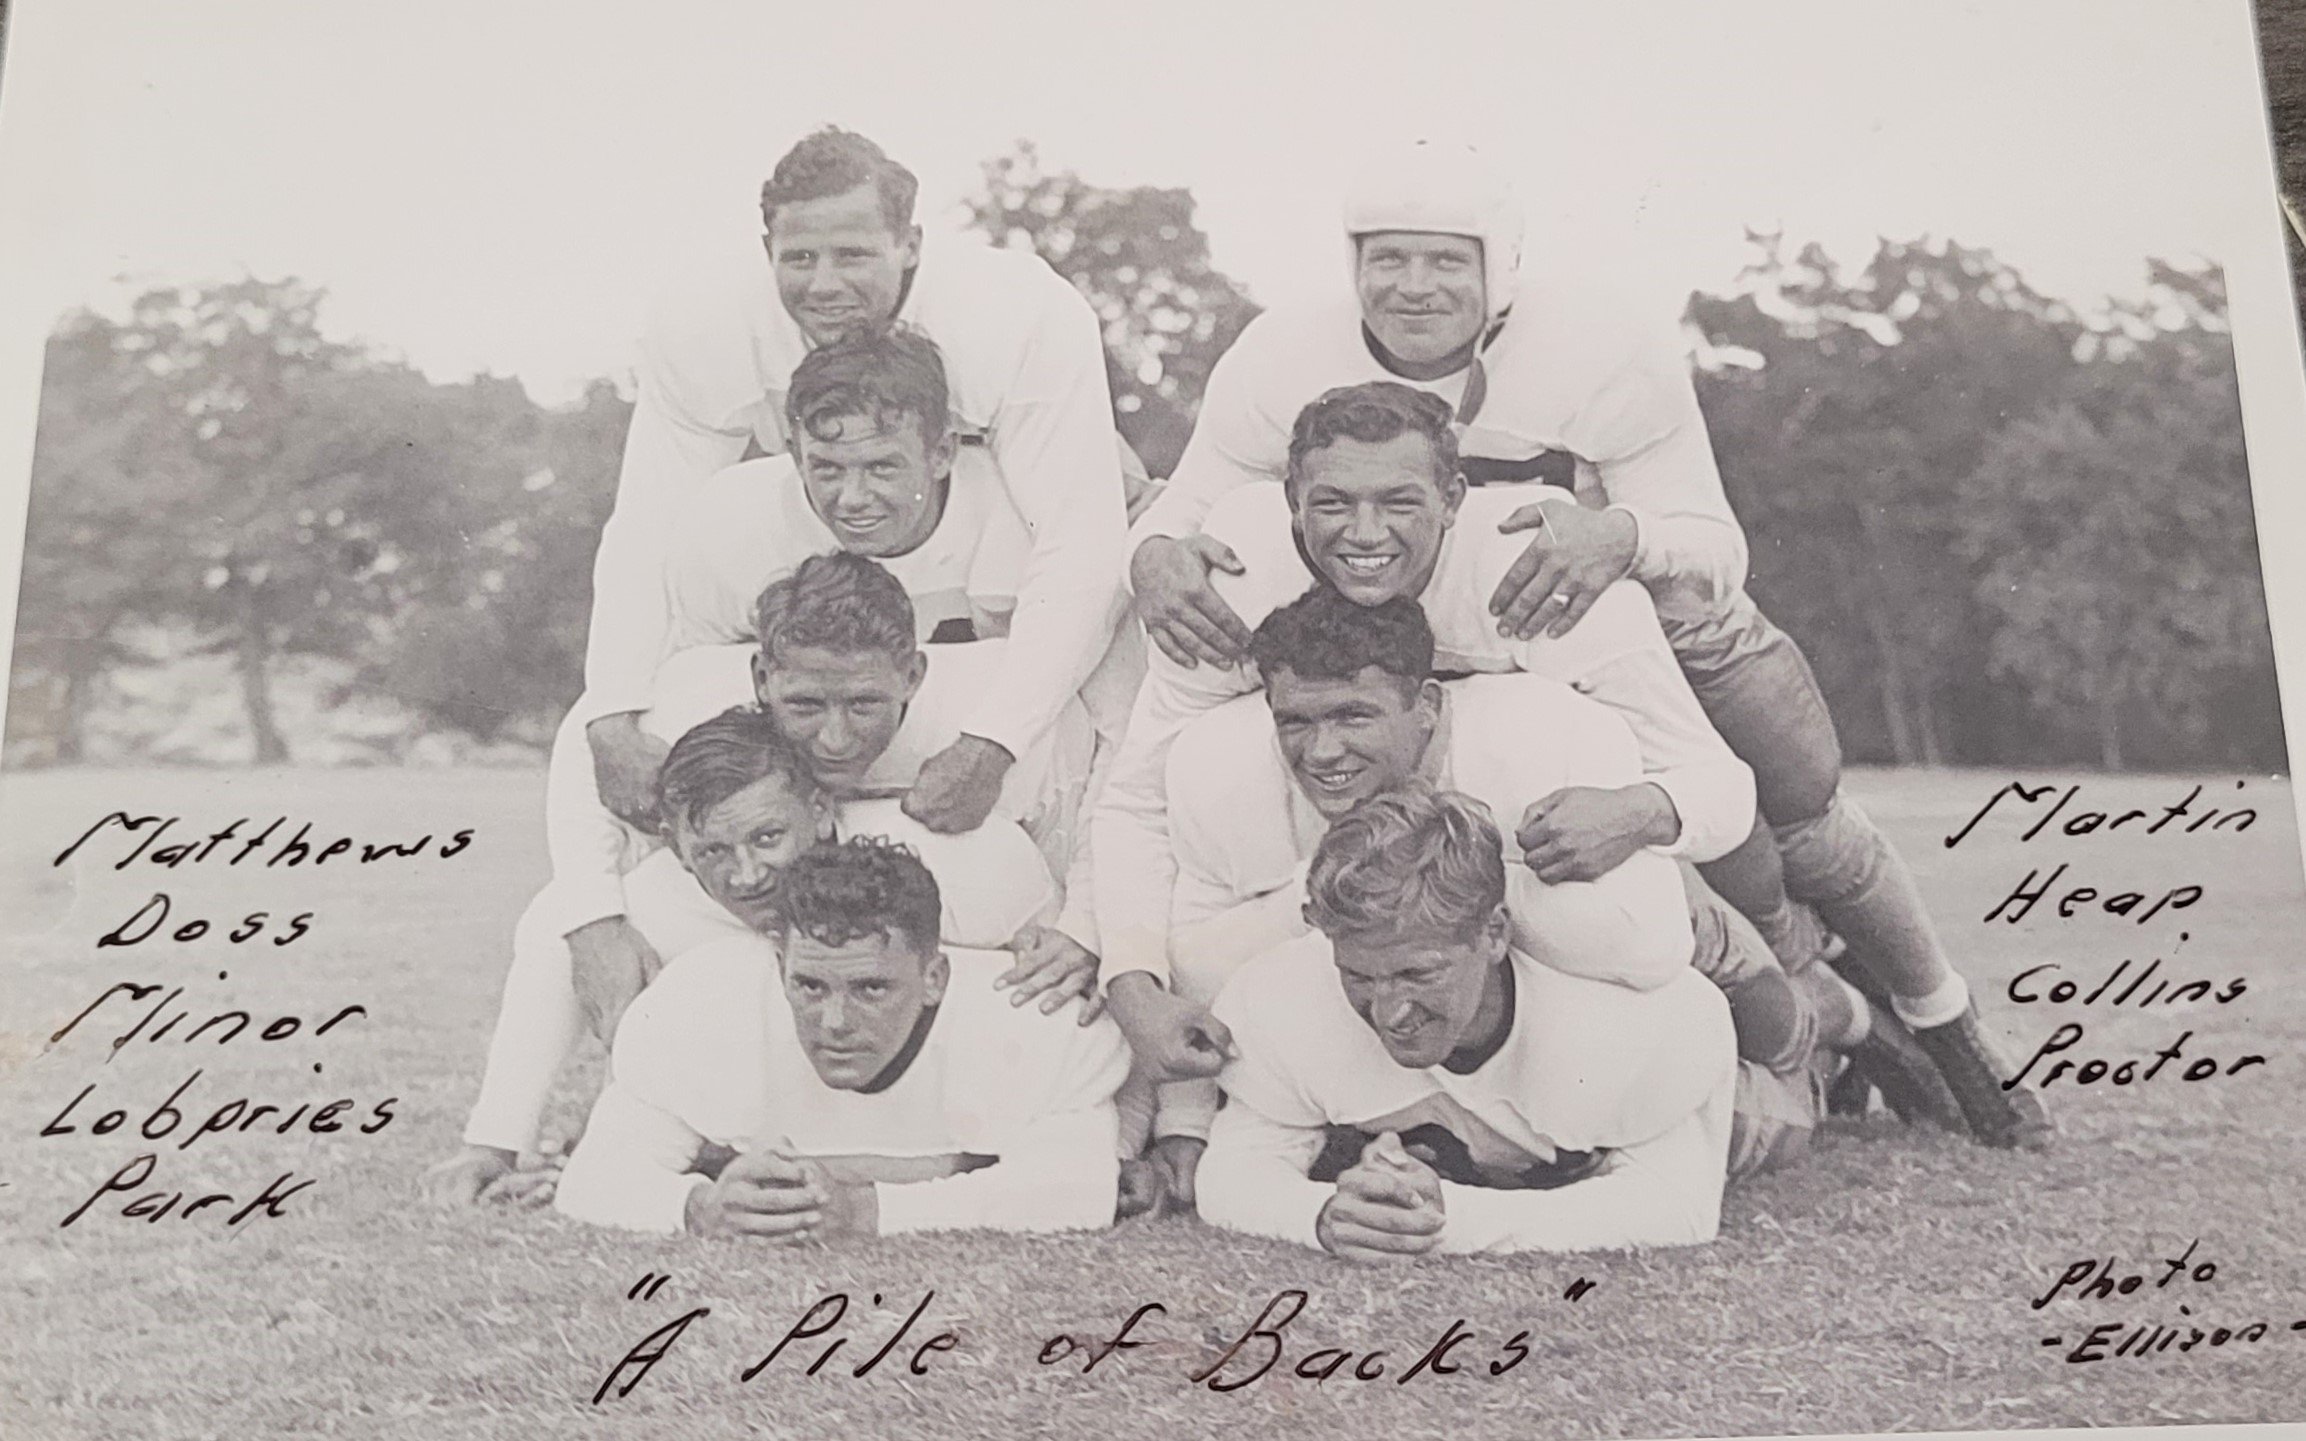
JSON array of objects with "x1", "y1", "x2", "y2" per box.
[{"x1": 426, "y1": 127, "x2": 2055, "y2": 1259}]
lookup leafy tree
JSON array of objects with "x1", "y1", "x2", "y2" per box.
[
  {"x1": 366, "y1": 378, "x2": 625, "y2": 740},
  {"x1": 8, "y1": 314, "x2": 190, "y2": 761},
  {"x1": 1691, "y1": 236, "x2": 2084, "y2": 764},
  {"x1": 120, "y1": 280, "x2": 424, "y2": 762},
  {"x1": 1960, "y1": 263, "x2": 2281, "y2": 768},
  {"x1": 15, "y1": 279, "x2": 527, "y2": 762},
  {"x1": 963, "y1": 141, "x2": 1260, "y2": 475}
]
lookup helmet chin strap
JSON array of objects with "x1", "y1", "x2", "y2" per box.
[{"x1": 1358, "y1": 310, "x2": 1514, "y2": 425}]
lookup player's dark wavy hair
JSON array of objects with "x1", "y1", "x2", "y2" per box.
[
  {"x1": 1283, "y1": 381, "x2": 1459, "y2": 494},
  {"x1": 769, "y1": 836, "x2": 942, "y2": 958},
  {"x1": 759, "y1": 126, "x2": 920, "y2": 237},
  {"x1": 755, "y1": 551, "x2": 917, "y2": 670},
  {"x1": 784, "y1": 324, "x2": 950, "y2": 448},
  {"x1": 1248, "y1": 584, "x2": 1435, "y2": 689},
  {"x1": 1305, "y1": 785, "x2": 1506, "y2": 945},
  {"x1": 656, "y1": 706, "x2": 821, "y2": 834}
]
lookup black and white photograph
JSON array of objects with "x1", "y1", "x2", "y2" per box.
[{"x1": 3, "y1": 2, "x2": 2306, "y2": 1437}]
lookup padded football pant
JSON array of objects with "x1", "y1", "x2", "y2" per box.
[{"x1": 1671, "y1": 590, "x2": 1959, "y2": 1009}]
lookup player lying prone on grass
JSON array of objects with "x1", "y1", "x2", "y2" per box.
[
  {"x1": 554, "y1": 837, "x2": 1132, "y2": 1236},
  {"x1": 1197, "y1": 787, "x2": 1744, "y2": 1258}
]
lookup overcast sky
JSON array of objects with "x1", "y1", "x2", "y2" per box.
[{"x1": 0, "y1": 0, "x2": 2276, "y2": 404}]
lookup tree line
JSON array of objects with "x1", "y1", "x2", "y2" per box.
[{"x1": 5, "y1": 144, "x2": 2284, "y2": 773}]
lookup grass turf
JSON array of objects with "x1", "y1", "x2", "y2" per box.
[{"x1": 0, "y1": 764, "x2": 2302, "y2": 1440}]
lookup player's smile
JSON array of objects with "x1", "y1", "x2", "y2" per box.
[
  {"x1": 1370, "y1": 995, "x2": 1452, "y2": 1068},
  {"x1": 827, "y1": 503, "x2": 895, "y2": 543}
]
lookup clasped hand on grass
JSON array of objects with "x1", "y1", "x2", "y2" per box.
[
  {"x1": 1316, "y1": 1131, "x2": 1445, "y2": 1262},
  {"x1": 684, "y1": 1148, "x2": 875, "y2": 1243}
]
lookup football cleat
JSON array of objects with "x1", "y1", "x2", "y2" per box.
[
  {"x1": 1913, "y1": 1003, "x2": 2057, "y2": 1151},
  {"x1": 1846, "y1": 998, "x2": 1968, "y2": 1133}
]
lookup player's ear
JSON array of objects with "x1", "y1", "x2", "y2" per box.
[
  {"x1": 1479, "y1": 903, "x2": 1511, "y2": 957},
  {"x1": 925, "y1": 424, "x2": 958, "y2": 477},
  {"x1": 922, "y1": 947, "x2": 950, "y2": 1007},
  {"x1": 807, "y1": 786, "x2": 837, "y2": 840},
  {"x1": 1439, "y1": 466, "x2": 1468, "y2": 523},
  {"x1": 900, "y1": 222, "x2": 924, "y2": 272},
  {"x1": 1415, "y1": 678, "x2": 1445, "y2": 724},
  {"x1": 750, "y1": 647, "x2": 771, "y2": 701},
  {"x1": 901, "y1": 648, "x2": 928, "y2": 700}
]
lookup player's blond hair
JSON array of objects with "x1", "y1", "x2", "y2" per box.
[{"x1": 1304, "y1": 785, "x2": 1506, "y2": 944}]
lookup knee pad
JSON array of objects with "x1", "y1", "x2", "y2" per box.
[{"x1": 1773, "y1": 791, "x2": 1890, "y2": 910}]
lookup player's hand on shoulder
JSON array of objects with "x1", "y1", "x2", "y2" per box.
[
  {"x1": 683, "y1": 1147, "x2": 828, "y2": 1243},
  {"x1": 1130, "y1": 533, "x2": 1252, "y2": 669},
  {"x1": 1489, "y1": 497, "x2": 1638, "y2": 641},
  {"x1": 567, "y1": 916, "x2": 662, "y2": 1043},
  {"x1": 1316, "y1": 1130, "x2": 1445, "y2": 1262},
  {"x1": 903, "y1": 734, "x2": 1014, "y2": 833},
  {"x1": 586, "y1": 711, "x2": 672, "y2": 830},
  {"x1": 998, "y1": 923, "x2": 1106, "y2": 1023},
  {"x1": 1105, "y1": 973, "x2": 1234, "y2": 1081}
]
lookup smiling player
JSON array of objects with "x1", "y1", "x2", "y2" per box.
[{"x1": 1092, "y1": 382, "x2": 1754, "y2": 1087}]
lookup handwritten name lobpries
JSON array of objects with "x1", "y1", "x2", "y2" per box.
[
  {"x1": 1944, "y1": 779, "x2": 2268, "y2": 1094},
  {"x1": 593, "y1": 1275, "x2": 1602, "y2": 1403},
  {"x1": 33, "y1": 808, "x2": 478, "y2": 1230},
  {"x1": 2031, "y1": 1241, "x2": 2306, "y2": 1363}
]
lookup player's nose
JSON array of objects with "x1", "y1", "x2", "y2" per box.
[
  {"x1": 729, "y1": 849, "x2": 772, "y2": 889},
  {"x1": 1376, "y1": 994, "x2": 1421, "y2": 1032},
  {"x1": 1307, "y1": 721, "x2": 1348, "y2": 762}
]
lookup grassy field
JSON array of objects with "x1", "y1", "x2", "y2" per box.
[{"x1": 1, "y1": 763, "x2": 2303, "y2": 1441}]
